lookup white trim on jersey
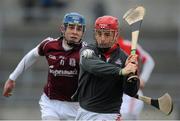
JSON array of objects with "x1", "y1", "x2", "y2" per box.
[
  {"x1": 41, "y1": 37, "x2": 54, "y2": 51},
  {"x1": 41, "y1": 37, "x2": 73, "y2": 51},
  {"x1": 62, "y1": 39, "x2": 73, "y2": 51}
]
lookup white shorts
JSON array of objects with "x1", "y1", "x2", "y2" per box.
[
  {"x1": 39, "y1": 93, "x2": 79, "y2": 120},
  {"x1": 120, "y1": 90, "x2": 144, "y2": 120},
  {"x1": 75, "y1": 107, "x2": 122, "y2": 121}
]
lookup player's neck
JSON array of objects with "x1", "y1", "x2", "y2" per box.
[{"x1": 62, "y1": 39, "x2": 73, "y2": 51}]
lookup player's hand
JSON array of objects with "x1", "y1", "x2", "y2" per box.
[
  {"x1": 125, "y1": 54, "x2": 138, "y2": 66},
  {"x1": 3, "y1": 79, "x2": 15, "y2": 97},
  {"x1": 120, "y1": 62, "x2": 138, "y2": 76}
]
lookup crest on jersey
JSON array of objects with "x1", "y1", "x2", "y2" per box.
[
  {"x1": 49, "y1": 55, "x2": 56, "y2": 60},
  {"x1": 59, "y1": 56, "x2": 65, "y2": 65},
  {"x1": 82, "y1": 41, "x2": 88, "y2": 47},
  {"x1": 69, "y1": 58, "x2": 76, "y2": 67},
  {"x1": 115, "y1": 59, "x2": 122, "y2": 66}
]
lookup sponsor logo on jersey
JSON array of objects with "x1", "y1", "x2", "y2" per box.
[
  {"x1": 49, "y1": 69, "x2": 78, "y2": 77},
  {"x1": 49, "y1": 65, "x2": 54, "y2": 68}
]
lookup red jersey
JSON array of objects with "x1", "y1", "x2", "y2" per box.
[
  {"x1": 117, "y1": 37, "x2": 146, "y2": 64},
  {"x1": 38, "y1": 37, "x2": 81, "y2": 101},
  {"x1": 117, "y1": 37, "x2": 155, "y2": 82}
]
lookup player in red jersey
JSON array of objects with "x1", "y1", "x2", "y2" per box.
[
  {"x1": 3, "y1": 12, "x2": 86, "y2": 120},
  {"x1": 118, "y1": 37, "x2": 155, "y2": 120}
]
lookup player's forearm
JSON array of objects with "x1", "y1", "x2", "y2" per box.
[
  {"x1": 80, "y1": 55, "x2": 120, "y2": 76},
  {"x1": 9, "y1": 47, "x2": 40, "y2": 81}
]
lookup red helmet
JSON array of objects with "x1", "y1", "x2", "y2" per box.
[{"x1": 95, "y1": 16, "x2": 119, "y2": 31}]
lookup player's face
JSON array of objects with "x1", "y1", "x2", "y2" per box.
[
  {"x1": 64, "y1": 24, "x2": 84, "y2": 44},
  {"x1": 95, "y1": 29, "x2": 117, "y2": 48}
]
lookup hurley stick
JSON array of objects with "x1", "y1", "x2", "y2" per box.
[{"x1": 135, "y1": 93, "x2": 173, "y2": 115}]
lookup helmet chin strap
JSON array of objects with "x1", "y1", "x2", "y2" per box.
[
  {"x1": 98, "y1": 47, "x2": 110, "y2": 53},
  {"x1": 62, "y1": 39, "x2": 73, "y2": 51}
]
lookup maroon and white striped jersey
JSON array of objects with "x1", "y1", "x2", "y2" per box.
[{"x1": 38, "y1": 37, "x2": 81, "y2": 101}]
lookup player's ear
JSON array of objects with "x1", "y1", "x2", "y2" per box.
[
  {"x1": 116, "y1": 31, "x2": 119, "y2": 37},
  {"x1": 114, "y1": 31, "x2": 119, "y2": 40},
  {"x1": 60, "y1": 24, "x2": 65, "y2": 34}
]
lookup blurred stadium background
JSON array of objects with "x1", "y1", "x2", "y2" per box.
[{"x1": 0, "y1": 0, "x2": 180, "y2": 120}]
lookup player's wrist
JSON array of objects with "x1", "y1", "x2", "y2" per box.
[
  {"x1": 119, "y1": 69, "x2": 125, "y2": 76},
  {"x1": 8, "y1": 78, "x2": 15, "y2": 82}
]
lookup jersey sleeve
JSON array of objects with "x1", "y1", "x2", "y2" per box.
[
  {"x1": 9, "y1": 37, "x2": 54, "y2": 81},
  {"x1": 9, "y1": 46, "x2": 40, "y2": 81},
  {"x1": 80, "y1": 45, "x2": 121, "y2": 77}
]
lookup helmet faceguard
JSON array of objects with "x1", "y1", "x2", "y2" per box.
[
  {"x1": 62, "y1": 12, "x2": 86, "y2": 47},
  {"x1": 94, "y1": 16, "x2": 119, "y2": 49}
]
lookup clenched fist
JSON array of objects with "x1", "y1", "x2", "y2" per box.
[
  {"x1": 125, "y1": 54, "x2": 138, "y2": 65},
  {"x1": 3, "y1": 79, "x2": 15, "y2": 97},
  {"x1": 120, "y1": 62, "x2": 138, "y2": 76}
]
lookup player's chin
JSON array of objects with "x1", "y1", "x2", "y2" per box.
[
  {"x1": 70, "y1": 37, "x2": 80, "y2": 43},
  {"x1": 70, "y1": 35, "x2": 78, "y2": 39},
  {"x1": 99, "y1": 44, "x2": 110, "y2": 48}
]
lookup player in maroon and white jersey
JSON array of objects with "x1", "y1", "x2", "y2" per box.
[
  {"x1": 118, "y1": 37, "x2": 155, "y2": 120},
  {"x1": 3, "y1": 12, "x2": 86, "y2": 120}
]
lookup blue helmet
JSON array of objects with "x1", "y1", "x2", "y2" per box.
[
  {"x1": 62, "y1": 12, "x2": 86, "y2": 47},
  {"x1": 63, "y1": 12, "x2": 86, "y2": 26}
]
